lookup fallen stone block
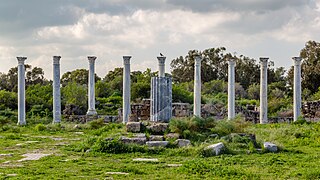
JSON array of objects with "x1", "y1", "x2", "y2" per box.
[
  {"x1": 149, "y1": 135, "x2": 164, "y2": 141},
  {"x1": 264, "y1": 142, "x2": 278, "y2": 152},
  {"x1": 174, "y1": 139, "x2": 191, "y2": 147},
  {"x1": 146, "y1": 141, "x2": 169, "y2": 147},
  {"x1": 146, "y1": 123, "x2": 169, "y2": 134},
  {"x1": 164, "y1": 133, "x2": 180, "y2": 140},
  {"x1": 126, "y1": 122, "x2": 142, "y2": 133},
  {"x1": 133, "y1": 158, "x2": 159, "y2": 162},
  {"x1": 120, "y1": 136, "x2": 147, "y2": 145},
  {"x1": 204, "y1": 142, "x2": 225, "y2": 156}
]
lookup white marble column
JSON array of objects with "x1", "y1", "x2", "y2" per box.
[
  {"x1": 123, "y1": 56, "x2": 131, "y2": 124},
  {"x1": 86, "y1": 56, "x2": 97, "y2": 116},
  {"x1": 293, "y1": 57, "x2": 302, "y2": 122},
  {"x1": 260, "y1": 58, "x2": 269, "y2": 124},
  {"x1": 53, "y1": 56, "x2": 61, "y2": 123},
  {"x1": 157, "y1": 56, "x2": 166, "y2": 77},
  {"x1": 193, "y1": 55, "x2": 202, "y2": 117},
  {"x1": 17, "y1": 57, "x2": 27, "y2": 125},
  {"x1": 228, "y1": 59, "x2": 236, "y2": 120}
]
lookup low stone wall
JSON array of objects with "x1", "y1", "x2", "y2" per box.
[
  {"x1": 64, "y1": 115, "x2": 118, "y2": 123},
  {"x1": 302, "y1": 101, "x2": 320, "y2": 119}
]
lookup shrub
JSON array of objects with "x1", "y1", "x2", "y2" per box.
[
  {"x1": 88, "y1": 118, "x2": 105, "y2": 129},
  {"x1": 169, "y1": 116, "x2": 216, "y2": 141},
  {"x1": 35, "y1": 123, "x2": 46, "y2": 131}
]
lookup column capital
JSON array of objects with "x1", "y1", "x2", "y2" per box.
[
  {"x1": 259, "y1": 57, "x2": 269, "y2": 66},
  {"x1": 88, "y1": 56, "x2": 97, "y2": 64},
  {"x1": 228, "y1": 58, "x2": 236, "y2": 66},
  {"x1": 194, "y1": 55, "x2": 202, "y2": 65},
  {"x1": 157, "y1": 56, "x2": 166, "y2": 65},
  {"x1": 53, "y1": 56, "x2": 61, "y2": 64},
  {"x1": 17, "y1": 57, "x2": 27, "y2": 65},
  {"x1": 123, "y1": 56, "x2": 132, "y2": 65},
  {"x1": 292, "y1": 57, "x2": 302, "y2": 66}
]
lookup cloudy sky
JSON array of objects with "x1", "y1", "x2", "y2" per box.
[{"x1": 0, "y1": 0, "x2": 319, "y2": 79}]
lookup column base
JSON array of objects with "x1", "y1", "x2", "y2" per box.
[
  {"x1": 17, "y1": 121, "x2": 26, "y2": 126},
  {"x1": 86, "y1": 109, "x2": 97, "y2": 116}
]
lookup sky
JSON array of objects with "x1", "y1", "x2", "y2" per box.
[{"x1": 0, "y1": 0, "x2": 319, "y2": 79}]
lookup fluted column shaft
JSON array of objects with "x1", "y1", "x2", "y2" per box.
[
  {"x1": 293, "y1": 57, "x2": 302, "y2": 121},
  {"x1": 157, "y1": 57, "x2": 166, "y2": 77},
  {"x1": 228, "y1": 59, "x2": 236, "y2": 120},
  {"x1": 193, "y1": 56, "x2": 202, "y2": 117},
  {"x1": 260, "y1": 58, "x2": 269, "y2": 124},
  {"x1": 123, "y1": 56, "x2": 131, "y2": 124},
  {"x1": 53, "y1": 56, "x2": 61, "y2": 123},
  {"x1": 87, "y1": 56, "x2": 97, "y2": 115},
  {"x1": 17, "y1": 57, "x2": 27, "y2": 125}
]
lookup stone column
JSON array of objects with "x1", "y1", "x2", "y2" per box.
[
  {"x1": 260, "y1": 58, "x2": 269, "y2": 124},
  {"x1": 293, "y1": 57, "x2": 302, "y2": 122},
  {"x1": 228, "y1": 59, "x2": 236, "y2": 120},
  {"x1": 17, "y1": 57, "x2": 27, "y2": 125},
  {"x1": 86, "y1": 56, "x2": 97, "y2": 116},
  {"x1": 123, "y1": 56, "x2": 131, "y2": 124},
  {"x1": 157, "y1": 56, "x2": 166, "y2": 77},
  {"x1": 193, "y1": 55, "x2": 202, "y2": 117},
  {"x1": 53, "y1": 56, "x2": 61, "y2": 123}
]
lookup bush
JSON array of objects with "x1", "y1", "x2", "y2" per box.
[
  {"x1": 211, "y1": 117, "x2": 250, "y2": 136},
  {"x1": 169, "y1": 116, "x2": 216, "y2": 141},
  {"x1": 35, "y1": 123, "x2": 46, "y2": 131},
  {"x1": 88, "y1": 118, "x2": 105, "y2": 129},
  {"x1": 72, "y1": 137, "x2": 164, "y2": 154}
]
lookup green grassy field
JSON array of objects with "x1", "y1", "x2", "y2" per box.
[{"x1": 0, "y1": 120, "x2": 320, "y2": 180}]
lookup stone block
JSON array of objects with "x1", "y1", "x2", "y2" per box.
[
  {"x1": 120, "y1": 136, "x2": 147, "y2": 145},
  {"x1": 126, "y1": 122, "x2": 141, "y2": 133},
  {"x1": 146, "y1": 141, "x2": 169, "y2": 147},
  {"x1": 165, "y1": 133, "x2": 180, "y2": 140},
  {"x1": 204, "y1": 142, "x2": 225, "y2": 156},
  {"x1": 174, "y1": 139, "x2": 191, "y2": 147},
  {"x1": 149, "y1": 135, "x2": 164, "y2": 141},
  {"x1": 147, "y1": 123, "x2": 169, "y2": 134},
  {"x1": 264, "y1": 142, "x2": 278, "y2": 152}
]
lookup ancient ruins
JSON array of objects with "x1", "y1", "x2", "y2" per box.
[{"x1": 15, "y1": 55, "x2": 305, "y2": 125}]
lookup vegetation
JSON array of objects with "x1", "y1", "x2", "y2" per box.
[{"x1": 0, "y1": 119, "x2": 319, "y2": 179}]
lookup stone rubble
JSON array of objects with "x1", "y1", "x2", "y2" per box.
[{"x1": 205, "y1": 142, "x2": 225, "y2": 156}]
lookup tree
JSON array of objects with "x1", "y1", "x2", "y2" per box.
[
  {"x1": 61, "y1": 82, "x2": 87, "y2": 114},
  {"x1": 26, "y1": 84, "x2": 53, "y2": 111},
  {"x1": 61, "y1": 69, "x2": 101, "y2": 86},
  {"x1": 171, "y1": 48, "x2": 227, "y2": 83},
  {"x1": 0, "y1": 90, "x2": 17, "y2": 110},
  {"x1": 0, "y1": 65, "x2": 48, "y2": 92},
  {"x1": 26, "y1": 67, "x2": 48, "y2": 86},
  {"x1": 287, "y1": 41, "x2": 320, "y2": 94}
]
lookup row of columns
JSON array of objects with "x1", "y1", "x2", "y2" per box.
[
  {"x1": 16, "y1": 56, "x2": 98, "y2": 125},
  {"x1": 15, "y1": 55, "x2": 303, "y2": 125},
  {"x1": 192, "y1": 56, "x2": 303, "y2": 123}
]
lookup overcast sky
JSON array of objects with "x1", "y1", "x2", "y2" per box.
[{"x1": 0, "y1": 0, "x2": 319, "y2": 79}]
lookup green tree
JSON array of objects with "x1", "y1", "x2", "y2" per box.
[
  {"x1": 287, "y1": 41, "x2": 320, "y2": 94},
  {"x1": 61, "y1": 82, "x2": 87, "y2": 109},
  {"x1": 0, "y1": 90, "x2": 17, "y2": 110},
  {"x1": 26, "y1": 84, "x2": 53, "y2": 111},
  {"x1": 61, "y1": 69, "x2": 101, "y2": 86}
]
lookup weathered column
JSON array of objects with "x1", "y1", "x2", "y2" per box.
[
  {"x1": 193, "y1": 55, "x2": 202, "y2": 117},
  {"x1": 17, "y1": 57, "x2": 27, "y2": 125},
  {"x1": 53, "y1": 56, "x2": 61, "y2": 123},
  {"x1": 293, "y1": 57, "x2": 302, "y2": 122},
  {"x1": 123, "y1": 56, "x2": 131, "y2": 124},
  {"x1": 228, "y1": 59, "x2": 236, "y2": 120},
  {"x1": 157, "y1": 56, "x2": 166, "y2": 77},
  {"x1": 86, "y1": 56, "x2": 97, "y2": 116},
  {"x1": 260, "y1": 57, "x2": 269, "y2": 124}
]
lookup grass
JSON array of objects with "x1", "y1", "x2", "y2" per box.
[{"x1": 0, "y1": 120, "x2": 320, "y2": 179}]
